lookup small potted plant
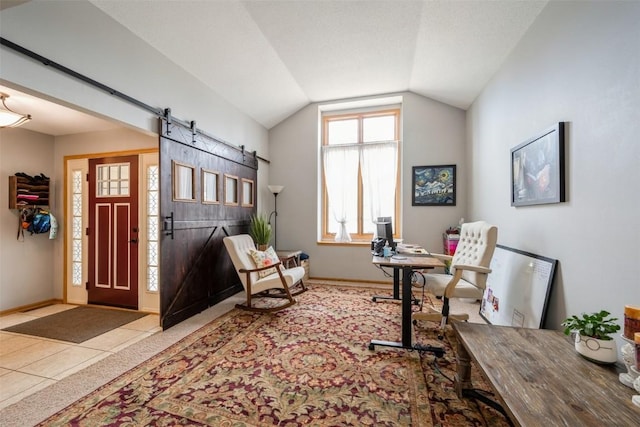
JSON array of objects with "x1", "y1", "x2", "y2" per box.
[
  {"x1": 249, "y1": 213, "x2": 272, "y2": 250},
  {"x1": 561, "y1": 310, "x2": 621, "y2": 364}
]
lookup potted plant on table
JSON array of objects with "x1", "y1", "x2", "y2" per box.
[
  {"x1": 249, "y1": 213, "x2": 272, "y2": 250},
  {"x1": 561, "y1": 310, "x2": 621, "y2": 364}
]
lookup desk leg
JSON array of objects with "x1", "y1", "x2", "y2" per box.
[
  {"x1": 394, "y1": 268, "x2": 400, "y2": 299},
  {"x1": 372, "y1": 267, "x2": 419, "y2": 305},
  {"x1": 401, "y1": 266, "x2": 412, "y2": 346},
  {"x1": 369, "y1": 266, "x2": 444, "y2": 357},
  {"x1": 454, "y1": 339, "x2": 473, "y2": 398}
]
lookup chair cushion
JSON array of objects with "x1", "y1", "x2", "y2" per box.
[
  {"x1": 248, "y1": 246, "x2": 280, "y2": 278},
  {"x1": 425, "y1": 273, "x2": 485, "y2": 299}
]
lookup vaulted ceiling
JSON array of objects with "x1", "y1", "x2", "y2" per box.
[
  {"x1": 3, "y1": 1, "x2": 548, "y2": 133},
  {"x1": 91, "y1": 0, "x2": 548, "y2": 129}
]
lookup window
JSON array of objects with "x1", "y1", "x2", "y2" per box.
[
  {"x1": 321, "y1": 109, "x2": 400, "y2": 242},
  {"x1": 146, "y1": 165, "x2": 159, "y2": 293},
  {"x1": 71, "y1": 169, "x2": 84, "y2": 286},
  {"x1": 96, "y1": 163, "x2": 129, "y2": 197}
]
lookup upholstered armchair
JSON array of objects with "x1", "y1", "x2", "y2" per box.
[
  {"x1": 223, "y1": 234, "x2": 306, "y2": 312},
  {"x1": 412, "y1": 221, "x2": 498, "y2": 333}
]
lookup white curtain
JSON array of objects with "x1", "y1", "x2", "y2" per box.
[
  {"x1": 361, "y1": 141, "x2": 398, "y2": 230},
  {"x1": 322, "y1": 144, "x2": 359, "y2": 242}
]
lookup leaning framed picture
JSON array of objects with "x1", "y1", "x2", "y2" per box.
[
  {"x1": 412, "y1": 164, "x2": 456, "y2": 206},
  {"x1": 511, "y1": 122, "x2": 565, "y2": 207}
]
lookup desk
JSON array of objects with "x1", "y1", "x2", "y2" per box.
[
  {"x1": 453, "y1": 322, "x2": 639, "y2": 426},
  {"x1": 370, "y1": 255, "x2": 445, "y2": 354}
]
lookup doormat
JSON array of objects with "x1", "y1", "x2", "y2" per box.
[{"x1": 2, "y1": 306, "x2": 147, "y2": 343}]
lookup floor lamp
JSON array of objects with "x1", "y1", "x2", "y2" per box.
[{"x1": 267, "y1": 185, "x2": 284, "y2": 250}]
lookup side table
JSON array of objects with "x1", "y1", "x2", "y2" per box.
[{"x1": 276, "y1": 250, "x2": 302, "y2": 268}]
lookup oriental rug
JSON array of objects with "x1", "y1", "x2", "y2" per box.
[{"x1": 38, "y1": 284, "x2": 509, "y2": 426}]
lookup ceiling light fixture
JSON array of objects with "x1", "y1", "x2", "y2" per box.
[{"x1": 0, "y1": 93, "x2": 31, "y2": 128}]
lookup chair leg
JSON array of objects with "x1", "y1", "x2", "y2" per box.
[
  {"x1": 290, "y1": 279, "x2": 307, "y2": 296},
  {"x1": 237, "y1": 274, "x2": 297, "y2": 313},
  {"x1": 235, "y1": 298, "x2": 296, "y2": 313}
]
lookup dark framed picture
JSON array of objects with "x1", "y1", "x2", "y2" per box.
[
  {"x1": 511, "y1": 122, "x2": 565, "y2": 207},
  {"x1": 412, "y1": 165, "x2": 456, "y2": 206}
]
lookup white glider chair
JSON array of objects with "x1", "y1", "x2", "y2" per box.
[
  {"x1": 223, "y1": 234, "x2": 307, "y2": 312},
  {"x1": 412, "y1": 221, "x2": 498, "y2": 334}
]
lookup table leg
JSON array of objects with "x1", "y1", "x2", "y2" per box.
[
  {"x1": 401, "y1": 266, "x2": 412, "y2": 346},
  {"x1": 454, "y1": 338, "x2": 473, "y2": 398},
  {"x1": 371, "y1": 266, "x2": 419, "y2": 304},
  {"x1": 369, "y1": 265, "x2": 444, "y2": 357}
]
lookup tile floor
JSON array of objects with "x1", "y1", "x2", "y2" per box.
[{"x1": 0, "y1": 304, "x2": 160, "y2": 410}]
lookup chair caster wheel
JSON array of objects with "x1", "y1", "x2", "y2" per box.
[
  {"x1": 368, "y1": 343, "x2": 375, "y2": 351},
  {"x1": 412, "y1": 320, "x2": 417, "y2": 326},
  {"x1": 437, "y1": 335, "x2": 444, "y2": 340},
  {"x1": 372, "y1": 297, "x2": 377, "y2": 302}
]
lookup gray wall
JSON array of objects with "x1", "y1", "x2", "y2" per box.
[
  {"x1": 0, "y1": 130, "x2": 55, "y2": 309},
  {"x1": 269, "y1": 92, "x2": 467, "y2": 282},
  {"x1": 467, "y1": 0, "x2": 640, "y2": 347}
]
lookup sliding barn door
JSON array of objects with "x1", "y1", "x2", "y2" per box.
[{"x1": 159, "y1": 115, "x2": 258, "y2": 329}]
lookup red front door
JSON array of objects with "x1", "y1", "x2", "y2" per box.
[{"x1": 88, "y1": 155, "x2": 139, "y2": 309}]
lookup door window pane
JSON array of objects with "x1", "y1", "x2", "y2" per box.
[
  {"x1": 224, "y1": 175, "x2": 238, "y2": 205},
  {"x1": 241, "y1": 179, "x2": 254, "y2": 207},
  {"x1": 96, "y1": 163, "x2": 130, "y2": 196},
  {"x1": 202, "y1": 170, "x2": 219, "y2": 204},
  {"x1": 173, "y1": 162, "x2": 195, "y2": 201}
]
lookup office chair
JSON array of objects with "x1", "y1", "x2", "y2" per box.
[
  {"x1": 412, "y1": 221, "x2": 497, "y2": 335},
  {"x1": 223, "y1": 234, "x2": 307, "y2": 312}
]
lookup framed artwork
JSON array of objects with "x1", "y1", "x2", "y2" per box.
[
  {"x1": 412, "y1": 164, "x2": 456, "y2": 206},
  {"x1": 511, "y1": 122, "x2": 565, "y2": 207}
]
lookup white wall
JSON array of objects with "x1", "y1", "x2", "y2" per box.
[
  {"x1": 467, "y1": 0, "x2": 640, "y2": 345},
  {"x1": 269, "y1": 92, "x2": 466, "y2": 282}
]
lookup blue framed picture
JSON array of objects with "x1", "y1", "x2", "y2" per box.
[{"x1": 412, "y1": 164, "x2": 456, "y2": 206}]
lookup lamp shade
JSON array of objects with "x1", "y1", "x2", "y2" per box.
[
  {"x1": 0, "y1": 93, "x2": 31, "y2": 128},
  {"x1": 268, "y1": 185, "x2": 284, "y2": 195}
]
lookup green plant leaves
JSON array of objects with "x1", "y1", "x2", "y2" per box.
[
  {"x1": 561, "y1": 310, "x2": 620, "y2": 340},
  {"x1": 249, "y1": 213, "x2": 272, "y2": 246}
]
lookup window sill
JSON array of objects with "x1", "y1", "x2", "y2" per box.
[{"x1": 317, "y1": 240, "x2": 371, "y2": 247}]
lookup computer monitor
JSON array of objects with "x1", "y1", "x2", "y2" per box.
[{"x1": 376, "y1": 221, "x2": 394, "y2": 249}]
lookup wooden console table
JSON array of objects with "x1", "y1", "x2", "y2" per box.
[{"x1": 453, "y1": 322, "x2": 639, "y2": 426}]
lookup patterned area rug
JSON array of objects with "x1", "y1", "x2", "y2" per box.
[{"x1": 38, "y1": 284, "x2": 510, "y2": 426}]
